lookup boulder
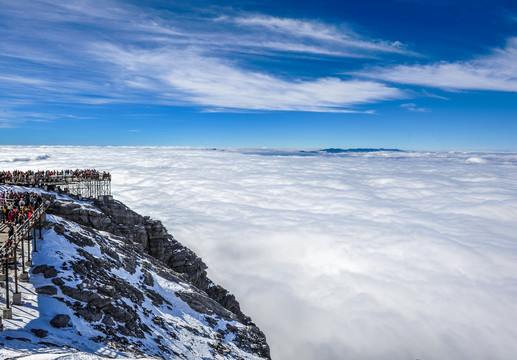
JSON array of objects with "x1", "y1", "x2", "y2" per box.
[
  {"x1": 31, "y1": 329, "x2": 48, "y2": 338},
  {"x1": 32, "y1": 265, "x2": 49, "y2": 275},
  {"x1": 88, "y1": 293, "x2": 113, "y2": 308},
  {"x1": 36, "y1": 286, "x2": 58, "y2": 295},
  {"x1": 52, "y1": 277, "x2": 65, "y2": 286},
  {"x1": 44, "y1": 266, "x2": 58, "y2": 278},
  {"x1": 50, "y1": 314, "x2": 70, "y2": 328},
  {"x1": 102, "y1": 314, "x2": 115, "y2": 327},
  {"x1": 61, "y1": 285, "x2": 97, "y2": 303},
  {"x1": 97, "y1": 285, "x2": 117, "y2": 297},
  {"x1": 76, "y1": 307, "x2": 102, "y2": 322},
  {"x1": 103, "y1": 303, "x2": 133, "y2": 323}
]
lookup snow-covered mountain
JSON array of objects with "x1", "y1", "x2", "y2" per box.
[{"x1": 0, "y1": 189, "x2": 270, "y2": 359}]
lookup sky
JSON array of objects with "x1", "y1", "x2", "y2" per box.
[
  {"x1": 0, "y1": 0, "x2": 516, "y2": 149},
  {"x1": 1, "y1": 147, "x2": 517, "y2": 360}
]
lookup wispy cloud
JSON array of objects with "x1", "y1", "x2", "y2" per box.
[
  {"x1": 0, "y1": 75, "x2": 50, "y2": 86},
  {"x1": 0, "y1": 0, "x2": 411, "y2": 112},
  {"x1": 0, "y1": 108, "x2": 54, "y2": 128},
  {"x1": 357, "y1": 37, "x2": 517, "y2": 91},
  {"x1": 230, "y1": 15, "x2": 412, "y2": 55},
  {"x1": 91, "y1": 43, "x2": 405, "y2": 111},
  {"x1": 1, "y1": 0, "x2": 514, "y2": 118},
  {"x1": 400, "y1": 103, "x2": 431, "y2": 112}
]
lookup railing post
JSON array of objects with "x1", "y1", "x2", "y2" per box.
[
  {"x1": 26, "y1": 233, "x2": 31, "y2": 265},
  {"x1": 13, "y1": 246, "x2": 18, "y2": 294},
  {"x1": 39, "y1": 217, "x2": 43, "y2": 240},
  {"x1": 33, "y1": 226, "x2": 37, "y2": 253},
  {"x1": 21, "y1": 234, "x2": 25, "y2": 274},
  {"x1": 20, "y1": 233, "x2": 28, "y2": 283},
  {"x1": 3, "y1": 258, "x2": 12, "y2": 319},
  {"x1": 4, "y1": 260, "x2": 8, "y2": 307},
  {"x1": 12, "y1": 245, "x2": 20, "y2": 305}
]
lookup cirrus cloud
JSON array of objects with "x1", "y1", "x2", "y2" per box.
[
  {"x1": 91, "y1": 43, "x2": 406, "y2": 112},
  {"x1": 357, "y1": 37, "x2": 517, "y2": 92},
  {"x1": 228, "y1": 15, "x2": 412, "y2": 56},
  {"x1": 0, "y1": 0, "x2": 411, "y2": 113}
]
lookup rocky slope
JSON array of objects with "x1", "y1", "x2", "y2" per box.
[{"x1": 0, "y1": 191, "x2": 270, "y2": 359}]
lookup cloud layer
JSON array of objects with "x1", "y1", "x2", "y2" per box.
[{"x1": 1, "y1": 146, "x2": 516, "y2": 360}]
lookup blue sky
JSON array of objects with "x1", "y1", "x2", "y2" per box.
[{"x1": 0, "y1": 0, "x2": 516, "y2": 149}]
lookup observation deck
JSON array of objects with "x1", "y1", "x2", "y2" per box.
[
  {"x1": 0, "y1": 170, "x2": 111, "y2": 200},
  {"x1": 0, "y1": 169, "x2": 112, "y2": 326}
]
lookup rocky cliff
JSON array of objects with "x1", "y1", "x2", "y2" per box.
[{"x1": 0, "y1": 191, "x2": 270, "y2": 360}]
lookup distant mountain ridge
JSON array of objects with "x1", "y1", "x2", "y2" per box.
[
  {"x1": 230, "y1": 147, "x2": 404, "y2": 157},
  {"x1": 319, "y1": 148, "x2": 403, "y2": 153}
]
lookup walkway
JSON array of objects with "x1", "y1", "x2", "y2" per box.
[{"x1": 0, "y1": 196, "x2": 49, "y2": 329}]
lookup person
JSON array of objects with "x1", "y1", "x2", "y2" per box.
[
  {"x1": 8, "y1": 209, "x2": 15, "y2": 223},
  {"x1": 6, "y1": 224, "x2": 14, "y2": 249}
]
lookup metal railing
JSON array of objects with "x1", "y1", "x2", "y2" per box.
[
  {"x1": 0, "y1": 173, "x2": 111, "y2": 185},
  {"x1": 0, "y1": 201, "x2": 49, "y2": 259},
  {"x1": 0, "y1": 170, "x2": 112, "y2": 200}
]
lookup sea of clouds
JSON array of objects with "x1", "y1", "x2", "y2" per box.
[{"x1": 1, "y1": 146, "x2": 517, "y2": 360}]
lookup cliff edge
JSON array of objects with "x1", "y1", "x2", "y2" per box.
[{"x1": 0, "y1": 190, "x2": 270, "y2": 359}]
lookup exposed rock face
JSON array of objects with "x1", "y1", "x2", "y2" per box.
[
  {"x1": 42, "y1": 194, "x2": 270, "y2": 359},
  {"x1": 46, "y1": 196, "x2": 247, "y2": 320}
]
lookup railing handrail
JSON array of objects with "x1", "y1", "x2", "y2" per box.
[
  {"x1": 0, "y1": 175, "x2": 111, "y2": 185},
  {"x1": 0, "y1": 200, "x2": 49, "y2": 260}
]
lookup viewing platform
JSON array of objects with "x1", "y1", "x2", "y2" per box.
[
  {"x1": 0, "y1": 170, "x2": 112, "y2": 200},
  {"x1": 0, "y1": 169, "x2": 110, "y2": 328},
  {"x1": 0, "y1": 192, "x2": 49, "y2": 326}
]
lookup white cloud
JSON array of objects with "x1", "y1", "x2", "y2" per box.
[
  {"x1": 0, "y1": 75, "x2": 49, "y2": 86},
  {"x1": 0, "y1": 0, "x2": 413, "y2": 112},
  {"x1": 1, "y1": 146, "x2": 517, "y2": 360},
  {"x1": 231, "y1": 15, "x2": 412, "y2": 55},
  {"x1": 234, "y1": 15, "x2": 349, "y2": 41},
  {"x1": 0, "y1": 108, "x2": 57, "y2": 128},
  {"x1": 358, "y1": 37, "x2": 517, "y2": 91},
  {"x1": 400, "y1": 103, "x2": 431, "y2": 112},
  {"x1": 400, "y1": 102, "x2": 417, "y2": 107},
  {"x1": 90, "y1": 43, "x2": 405, "y2": 111}
]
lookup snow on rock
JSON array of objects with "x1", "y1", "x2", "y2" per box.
[{"x1": 0, "y1": 191, "x2": 270, "y2": 359}]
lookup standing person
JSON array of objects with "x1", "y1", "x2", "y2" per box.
[
  {"x1": 8, "y1": 209, "x2": 15, "y2": 223},
  {"x1": 7, "y1": 224, "x2": 14, "y2": 248}
]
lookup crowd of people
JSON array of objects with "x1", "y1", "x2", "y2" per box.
[
  {"x1": 0, "y1": 168, "x2": 107, "y2": 251},
  {"x1": 0, "y1": 169, "x2": 110, "y2": 185},
  {"x1": 1, "y1": 190, "x2": 44, "y2": 249}
]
